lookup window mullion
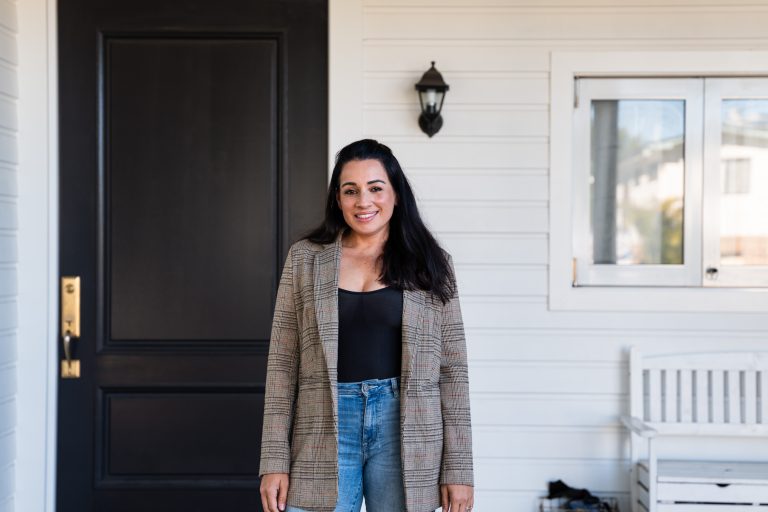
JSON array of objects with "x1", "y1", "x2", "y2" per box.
[
  {"x1": 682, "y1": 78, "x2": 705, "y2": 287},
  {"x1": 702, "y1": 78, "x2": 724, "y2": 287}
]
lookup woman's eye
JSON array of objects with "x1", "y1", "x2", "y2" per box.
[
  {"x1": 370, "y1": 186, "x2": 382, "y2": 192},
  {"x1": 343, "y1": 189, "x2": 357, "y2": 195}
]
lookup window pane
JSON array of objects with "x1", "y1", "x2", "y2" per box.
[
  {"x1": 720, "y1": 100, "x2": 768, "y2": 265},
  {"x1": 590, "y1": 100, "x2": 685, "y2": 265}
]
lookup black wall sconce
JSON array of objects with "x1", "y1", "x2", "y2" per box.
[{"x1": 414, "y1": 61, "x2": 449, "y2": 138}]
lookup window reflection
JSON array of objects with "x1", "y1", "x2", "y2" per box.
[
  {"x1": 590, "y1": 100, "x2": 685, "y2": 265},
  {"x1": 720, "y1": 100, "x2": 768, "y2": 265}
]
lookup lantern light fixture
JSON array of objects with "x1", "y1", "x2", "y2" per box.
[{"x1": 414, "y1": 61, "x2": 449, "y2": 138}]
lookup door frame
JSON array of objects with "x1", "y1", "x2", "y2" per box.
[
  {"x1": 17, "y1": 0, "x2": 60, "y2": 511},
  {"x1": 16, "y1": 0, "x2": 362, "y2": 510}
]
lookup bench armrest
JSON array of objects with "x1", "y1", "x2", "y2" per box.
[{"x1": 620, "y1": 415, "x2": 658, "y2": 438}]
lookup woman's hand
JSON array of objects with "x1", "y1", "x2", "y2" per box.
[
  {"x1": 440, "y1": 484, "x2": 474, "y2": 511},
  {"x1": 260, "y1": 473, "x2": 289, "y2": 512}
]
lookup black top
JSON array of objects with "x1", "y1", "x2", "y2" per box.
[{"x1": 337, "y1": 286, "x2": 403, "y2": 383}]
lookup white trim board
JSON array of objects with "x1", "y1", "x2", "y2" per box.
[
  {"x1": 329, "y1": 0, "x2": 364, "y2": 176},
  {"x1": 16, "y1": 0, "x2": 58, "y2": 511}
]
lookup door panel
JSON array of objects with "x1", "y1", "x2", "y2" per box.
[
  {"x1": 108, "y1": 37, "x2": 277, "y2": 341},
  {"x1": 57, "y1": 1, "x2": 327, "y2": 511}
]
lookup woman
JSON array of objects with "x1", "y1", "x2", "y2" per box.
[{"x1": 259, "y1": 139, "x2": 474, "y2": 512}]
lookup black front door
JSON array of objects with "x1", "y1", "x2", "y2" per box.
[{"x1": 57, "y1": 1, "x2": 327, "y2": 510}]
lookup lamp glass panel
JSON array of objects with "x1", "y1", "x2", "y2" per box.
[{"x1": 419, "y1": 89, "x2": 443, "y2": 114}]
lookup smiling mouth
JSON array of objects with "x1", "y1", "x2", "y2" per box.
[{"x1": 354, "y1": 211, "x2": 378, "y2": 221}]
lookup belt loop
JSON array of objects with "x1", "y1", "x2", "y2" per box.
[{"x1": 391, "y1": 377, "x2": 399, "y2": 398}]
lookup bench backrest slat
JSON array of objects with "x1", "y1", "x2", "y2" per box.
[
  {"x1": 664, "y1": 369, "x2": 678, "y2": 422},
  {"x1": 680, "y1": 369, "x2": 693, "y2": 423},
  {"x1": 648, "y1": 369, "x2": 662, "y2": 422},
  {"x1": 760, "y1": 371, "x2": 767, "y2": 424},
  {"x1": 727, "y1": 370, "x2": 740, "y2": 423},
  {"x1": 745, "y1": 370, "x2": 757, "y2": 424},
  {"x1": 712, "y1": 370, "x2": 725, "y2": 424},
  {"x1": 695, "y1": 370, "x2": 708, "y2": 423}
]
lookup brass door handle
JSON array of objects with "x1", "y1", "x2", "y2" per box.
[{"x1": 61, "y1": 276, "x2": 81, "y2": 378}]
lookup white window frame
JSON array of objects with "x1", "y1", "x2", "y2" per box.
[
  {"x1": 573, "y1": 78, "x2": 703, "y2": 287},
  {"x1": 550, "y1": 51, "x2": 768, "y2": 312},
  {"x1": 703, "y1": 78, "x2": 768, "y2": 288}
]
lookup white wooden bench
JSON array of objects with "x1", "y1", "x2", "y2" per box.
[{"x1": 621, "y1": 348, "x2": 768, "y2": 511}]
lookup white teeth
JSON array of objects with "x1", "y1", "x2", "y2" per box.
[{"x1": 356, "y1": 212, "x2": 377, "y2": 220}]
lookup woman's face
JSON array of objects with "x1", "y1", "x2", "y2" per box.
[{"x1": 336, "y1": 159, "x2": 397, "y2": 239}]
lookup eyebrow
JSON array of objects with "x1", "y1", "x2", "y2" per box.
[{"x1": 340, "y1": 179, "x2": 387, "y2": 187}]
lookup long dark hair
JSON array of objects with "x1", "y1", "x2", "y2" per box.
[{"x1": 305, "y1": 139, "x2": 454, "y2": 303}]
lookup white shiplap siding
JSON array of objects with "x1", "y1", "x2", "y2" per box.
[
  {"x1": 0, "y1": 0, "x2": 16, "y2": 510},
  {"x1": 355, "y1": 1, "x2": 768, "y2": 510}
]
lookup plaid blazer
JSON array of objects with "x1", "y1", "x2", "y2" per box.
[{"x1": 259, "y1": 235, "x2": 474, "y2": 512}]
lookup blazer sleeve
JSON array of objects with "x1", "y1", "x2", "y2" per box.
[
  {"x1": 259, "y1": 246, "x2": 299, "y2": 476},
  {"x1": 439, "y1": 255, "x2": 475, "y2": 486}
]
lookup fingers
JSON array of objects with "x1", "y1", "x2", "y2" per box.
[
  {"x1": 277, "y1": 475, "x2": 288, "y2": 511},
  {"x1": 267, "y1": 480, "x2": 279, "y2": 512},
  {"x1": 443, "y1": 484, "x2": 474, "y2": 512},
  {"x1": 259, "y1": 474, "x2": 288, "y2": 512},
  {"x1": 259, "y1": 479, "x2": 273, "y2": 512}
]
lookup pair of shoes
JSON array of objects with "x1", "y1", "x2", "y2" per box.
[{"x1": 547, "y1": 480, "x2": 613, "y2": 511}]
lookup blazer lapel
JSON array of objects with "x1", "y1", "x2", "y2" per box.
[
  {"x1": 313, "y1": 234, "x2": 342, "y2": 414},
  {"x1": 401, "y1": 288, "x2": 426, "y2": 394}
]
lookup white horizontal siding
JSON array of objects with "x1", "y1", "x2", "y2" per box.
[
  {"x1": 365, "y1": 105, "x2": 549, "y2": 138},
  {"x1": 393, "y1": 138, "x2": 548, "y2": 168},
  {"x1": 0, "y1": 365, "x2": 15, "y2": 404},
  {"x1": 0, "y1": 30, "x2": 15, "y2": 67},
  {"x1": 440, "y1": 233, "x2": 548, "y2": 265},
  {"x1": 456, "y1": 265, "x2": 547, "y2": 296},
  {"x1": 0, "y1": 64, "x2": 15, "y2": 99},
  {"x1": 472, "y1": 394, "x2": 624, "y2": 427},
  {"x1": 462, "y1": 298, "x2": 768, "y2": 330},
  {"x1": 0, "y1": 167, "x2": 17, "y2": 197},
  {"x1": 350, "y1": 1, "x2": 768, "y2": 509},
  {"x1": 0, "y1": 0, "x2": 14, "y2": 508},
  {"x1": 409, "y1": 170, "x2": 548, "y2": 201},
  {"x1": 0, "y1": 397, "x2": 14, "y2": 435},
  {"x1": 471, "y1": 361, "x2": 625, "y2": 395},
  {"x1": 423, "y1": 201, "x2": 548, "y2": 233},
  {"x1": 364, "y1": 7, "x2": 768, "y2": 40},
  {"x1": 475, "y1": 426, "x2": 624, "y2": 459},
  {"x1": 0, "y1": 465, "x2": 12, "y2": 512},
  {"x1": 365, "y1": 73, "x2": 549, "y2": 105},
  {"x1": 478, "y1": 457, "x2": 627, "y2": 490}
]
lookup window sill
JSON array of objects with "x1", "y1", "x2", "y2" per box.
[{"x1": 548, "y1": 283, "x2": 768, "y2": 312}]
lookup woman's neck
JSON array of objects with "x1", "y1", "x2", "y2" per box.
[{"x1": 342, "y1": 228, "x2": 388, "y2": 254}]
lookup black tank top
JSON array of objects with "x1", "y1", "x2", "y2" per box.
[{"x1": 337, "y1": 286, "x2": 403, "y2": 383}]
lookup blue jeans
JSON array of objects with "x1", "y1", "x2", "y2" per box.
[{"x1": 287, "y1": 377, "x2": 406, "y2": 512}]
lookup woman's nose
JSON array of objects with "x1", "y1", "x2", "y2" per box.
[{"x1": 356, "y1": 191, "x2": 373, "y2": 206}]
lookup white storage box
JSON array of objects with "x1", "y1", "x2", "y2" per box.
[{"x1": 638, "y1": 460, "x2": 768, "y2": 510}]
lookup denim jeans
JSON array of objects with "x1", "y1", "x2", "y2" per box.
[{"x1": 286, "y1": 377, "x2": 406, "y2": 512}]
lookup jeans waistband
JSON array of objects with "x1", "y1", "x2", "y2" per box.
[{"x1": 337, "y1": 377, "x2": 400, "y2": 397}]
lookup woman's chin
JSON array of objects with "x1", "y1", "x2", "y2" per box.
[{"x1": 346, "y1": 221, "x2": 389, "y2": 238}]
